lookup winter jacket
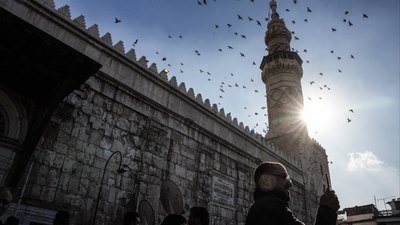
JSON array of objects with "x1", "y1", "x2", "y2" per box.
[{"x1": 245, "y1": 189, "x2": 337, "y2": 225}]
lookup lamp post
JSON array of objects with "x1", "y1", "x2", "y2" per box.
[{"x1": 92, "y1": 151, "x2": 127, "y2": 225}]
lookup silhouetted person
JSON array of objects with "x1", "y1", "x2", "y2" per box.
[
  {"x1": 4, "y1": 216, "x2": 19, "y2": 225},
  {"x1": 188, "y1": 207, "x2": 209, "y2": 225},
  {"x1": 0, "y1": 187, "x2": 12, "y2": 225},
  {"x1": 160, "y1": 214, "x2": 186, "y2": 225},
  {"x1": 53, "y1": 210, "x2": 70, "y2": 225},
  {"x1": 123, "y1": 211, "x2": 141, "y2": 225},
  {"x1": 245, "y1": 161, "x2": 340, "y2": 225}
]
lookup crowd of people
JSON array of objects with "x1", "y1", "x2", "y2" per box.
[{"x1": 0, "y1": 161, "x2": 340, "y2": 225}]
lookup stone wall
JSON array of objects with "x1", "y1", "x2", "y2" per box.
[{"x1": 20, "y1": 73, "x2": 304, "y2": 224}]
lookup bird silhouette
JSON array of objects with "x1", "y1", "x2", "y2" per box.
[
  {"x1": 349, "y1": 109, "x2": 354, "y2": 113},
  {"x1": 307, "y1": 7, "x2": 312, "y2": 12},
  {"x1": 363, "y1": 13, "x2": 368, "y2": 18},
  {"x1": 331, "y1": 28, "x2": 337, "y2": 32},
  {"x1": 132, "y1": 39, "x2": 139, "y2": 47},
  {"x1": 351, "y1": 54, "x2": 355, "y2": 59},
  {"x1": 238, "y1": 14, "x2": 243, "y2": 20},
  {"x1": 114, "y1": 17, "x2": 122, "y2": 23},
  {"x1": 347, "y1": 118, "x2": 352, "y2": 123},
  {"x1": 348, "y1": 21, "x2": 353, "y2": 26},
  {"x1": 345, "y1": 11, "x2": 349, "y2": 15},
  {"x1": 256, "y1": 20, "x2": 262, "y2": 26}
]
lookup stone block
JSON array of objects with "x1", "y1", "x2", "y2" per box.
[
  {"x1": 54, "y1": 142, "x2": 68, "y2": 155},
  {"x1": 30, "y1": 184, "x2": 42, "y2": 199},
  {"x1": 175, "y1": 164, "x2": 186, "y2": 178},
  {"x1": 68, "y1": 177, "x2": 80, "y2": 194},
  {"x1": 46, "y1": 168, "x2": 58, "y2": 188},
  {"x1": 100, "y1": 136, "x2": 113, "y2": 150}
]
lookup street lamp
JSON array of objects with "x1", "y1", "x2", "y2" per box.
[{"x1": 92, "y1": 151, "x2": 127, "y2": 225}]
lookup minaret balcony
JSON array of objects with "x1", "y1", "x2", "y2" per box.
[{"x1": 260, "y1": 51, "x2": 303, "y2": 70}]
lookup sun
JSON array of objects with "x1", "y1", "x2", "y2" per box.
[{"x1": 301, "y1": 101, "x2": 333, "y2": 135}]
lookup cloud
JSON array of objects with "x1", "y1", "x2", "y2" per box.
[{"x1": 347, "y1": 151, "x2": 384, "y2": 171}]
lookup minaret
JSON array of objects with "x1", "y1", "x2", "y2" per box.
[{"x1": 261, "y1": 0, "x2": 308, "y2": 151}]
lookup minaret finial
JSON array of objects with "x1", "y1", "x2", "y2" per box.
[{"x1": 269, "y1": 0, "x2": 279, "y2": 19}]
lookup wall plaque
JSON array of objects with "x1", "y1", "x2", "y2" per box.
[{"x1": 212, "y1": 174, "x2": 235, "y2": 205}]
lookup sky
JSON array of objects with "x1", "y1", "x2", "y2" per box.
[{"x1": 53, "y1": 0, "x2": 399, "y2": 211}]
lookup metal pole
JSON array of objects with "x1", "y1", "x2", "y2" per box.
[
  {"x1": 14, "y1": 161, "x2": 34, "y2": 216},
  {"x1": 92, "y1": 151, "x2": 123, "y2": 225}
]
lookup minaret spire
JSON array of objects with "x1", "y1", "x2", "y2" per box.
[{"x1": 261, "y1": 0, "x2": 308, "y2": 153}]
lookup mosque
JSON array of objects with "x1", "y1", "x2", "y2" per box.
[{"x1": 0, "y1": 0, "x2": 331, "y2": 224}]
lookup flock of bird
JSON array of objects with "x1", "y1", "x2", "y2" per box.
[{"x1": 111, "y1": 0, "x2": 369, "y2": 135}]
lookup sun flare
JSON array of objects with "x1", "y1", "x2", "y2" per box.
[{"x1": 301, "y1": 101, "x2": 333, "y2": 135}]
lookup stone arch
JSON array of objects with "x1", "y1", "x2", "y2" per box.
[{"x1": 0, "y1": 89, "x2": 28, "y2": 143}]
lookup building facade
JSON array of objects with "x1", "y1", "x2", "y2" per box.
[{"x1": 0, "y1": 0, "x2": 331, "y2": 224}]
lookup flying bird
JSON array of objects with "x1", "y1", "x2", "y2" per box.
[
  {"x1": 363, "y1": 13, "x2": 368, "y2": 18},
  {"x1": 348, "y1": 21, "x2": 353, "y2": 26},
  {"x1": 307, "y1": 7, "x2": 312, "y2": 12},
  {"x1": 114, "y1": 17, "x2": 122, "y2": 23},
  {"x1": 331, "y1": 28, "x2": 337, "y2": 32},
  {"x1": 349, "y1": 109, "x2": 354, "y2": 113},
  {"x1": 347, "y1": 118, "x2": 352, "y2": 123},
  {"x1": 238, "y1": 14, "x2": 243, "y2": 20}
]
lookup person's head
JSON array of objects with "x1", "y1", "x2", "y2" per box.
[
  {"x1": 123, "y1": 211, "x2": 141, "y2": 225},
  {"x1": 53, "y1": 210, "x2": 70, "y2": 225},
  {"x1": 4, "y1": 216, "x2": 19, "y2": 225},
  {"x1": 160, "y1": 214, "x2": 187, "y2": 225},
  {"x1": 0, "y1": 187, "x2": 12, "y2": 216},
  {"x1": 188, "y1": 207, "x2": 209, "y2": 225},
  {"x1": 254, "y1": 161, "x2": 293, "y2": 199}
]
